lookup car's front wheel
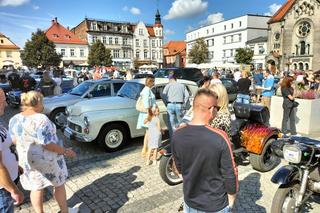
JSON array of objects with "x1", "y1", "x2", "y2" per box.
[
  {"x1": 98, "y1": 123, "x2": 128, "y2": 152},
  {"x1": 50, "y1": 108, "x2": 67, "y2": 128}
]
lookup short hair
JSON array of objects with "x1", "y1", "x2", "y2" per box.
[
  {"x1": 21, "y1": 91, "x2": 43, "y2": 111},
  {"x1": 193, "y1": 88, "x2": 217, "y2": 106},
  {"x1": 265, "y1": 69, "x2": 271, "y2": 74},
  {"x1": 209, "y1": 83, "x2": 229, "y2": 112},
  {"x1": 145, "y1": 76, "x2": 155, "y2": 87}
]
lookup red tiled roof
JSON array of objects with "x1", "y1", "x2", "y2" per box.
[
  {"x1": 268, "y1": 0, "x2": 295, "y2": 24},
  {"x1": 163, "y1": 41, "x2": 186, "y2": 56},
  {"x1": 146, "y1": 26, "x2": 155, "y2": 37},
  {"x1": 46, "y1": 19, "x2": 87, "y2": 45}
]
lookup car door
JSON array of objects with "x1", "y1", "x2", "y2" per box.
[
  {"x1": 112, "y1": 82, "x2": 124, "y2": 96},
  {"x1": 151, "y1": 84, "x2": 169, "y2": 130},
  {"x1": 90, "y1": 82, "x2": 111, "y2": 97}
]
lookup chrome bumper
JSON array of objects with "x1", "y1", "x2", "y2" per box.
[{"x1": 63, "y1": 127, "x2": 92, "y2": 142}]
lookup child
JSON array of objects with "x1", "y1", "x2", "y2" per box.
[{"x1": 144, "y1": 107, "x2": 162, "y2": 165}]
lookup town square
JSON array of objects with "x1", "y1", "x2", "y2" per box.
[{"x1": 1, "y1": 0, "x2": 320, "y2": 212}]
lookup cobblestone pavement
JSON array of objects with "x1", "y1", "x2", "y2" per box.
[{"x1": 2, "y1": 107, "x2": 320, "y2": 213}]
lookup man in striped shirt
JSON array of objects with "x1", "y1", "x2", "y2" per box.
[{"x1": 172, "y1": 88, "x2": 238, "y2": 213}]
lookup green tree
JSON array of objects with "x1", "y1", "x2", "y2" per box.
[
  {"x1": 188, "y1": 38, "x2": 209, "y2": 64},
  {"x1": 88, "y1": 40, "x2": 113, "y2": 66},
  {"x1": 235, "y1": 48, "x2": 254, "y2": 64},
  {"x1": 21, "y1": 29, "x2": 62, "y2": 68}
]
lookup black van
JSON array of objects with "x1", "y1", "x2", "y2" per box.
[{"x1": 153, "y1": 68, "x2": 203, "y2": 84}]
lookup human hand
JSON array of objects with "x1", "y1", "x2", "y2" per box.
[
  {"x1": 64, "y1": 148, "x2": 76, "y2": 158},
  {"x1": 18, "y1": 166, "x2": 24, "y2": 175},
  {"x1": 11, "y1": 189, "x2": 24, "y2": 205}
]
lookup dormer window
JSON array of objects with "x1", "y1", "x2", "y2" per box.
[
  {"x1": 139, "y1": 29, "x2": 143, "y2": 35},
  {"x1": 65, "y1": 35, "x2": 71, "y2": 39},
  {"x1": 53, "y1": 34, "x2": 59, "y2": 38}
]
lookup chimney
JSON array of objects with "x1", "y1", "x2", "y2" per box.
[{"x1": 52, "y1": 17, "x2": 58, "y2": 24}]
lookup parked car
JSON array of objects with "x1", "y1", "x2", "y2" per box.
[
  {"x1": 133, "y1": 73, "x2": 154, "y2": 79},
  {"x1": 64, "y1": 78, "x2": 198, "y2": 152},
  {"x1": 43, "y1": 79, "x2": 124, "y2": 128},
  {"x1": 153, "y1": 68, "x2": 203, "y2": 85}
]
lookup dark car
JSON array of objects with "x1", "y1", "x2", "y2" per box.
[
  {"x1": 153, "y1": 68, "x2": 203, "y2": 84},
  {"x1": 220, "y1": 78, "x2": 238, "y2": 102},
  {"x1": 133, "y1": 73, "x2": 154, "y2": 79}
]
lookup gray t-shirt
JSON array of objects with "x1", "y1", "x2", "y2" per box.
[{"x1": 162, "y1": 81, "x2": 189, "y2": 104}]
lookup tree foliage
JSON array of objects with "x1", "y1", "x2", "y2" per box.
[
  {"x1": 188, "y1": 38, "x2": 209, "y2": 64},
  {"x1": 21, "y1": 29, "x2": 62, "y2": 68},
  {"x1": 88, "y1": 40, "x2": 113, "y2": 66},
  {"x1": 235, "y1": 48, "x2": 254, "y2": 64}
]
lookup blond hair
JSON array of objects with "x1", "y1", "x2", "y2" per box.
[
  {"x1": 21, "y1": 91, "x2": 43, "y2": 111},
  {"x1": 209, "y1": 83, "x2": 229, "y2": 112}
]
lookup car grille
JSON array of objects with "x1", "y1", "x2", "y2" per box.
[{"x1": 68, "y1": 121, "x2": 82, "y2": 133}]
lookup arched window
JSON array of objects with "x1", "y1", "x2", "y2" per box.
[
  {"x1": 136, "y1": 50, "x2": 140, "y2": 59},
  {"x1": 299, "y1": 62, "x2": 304, "y2": 70},
  {"x1": 300, "y1": 41, "x2": 306, "y2": 55},
  {"x1": 305, "y1": 63, "x2": 309, "y2": 71},
  {"x1": 293, "y1": 63, "x2": 297, "y2": 70}
]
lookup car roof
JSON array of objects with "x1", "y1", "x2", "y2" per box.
[
  {"x1": 128, "y1": 78, "x2": 197, "y2": 86},
  {"x1": 86, "y1": 79, "x2": 125, "y2": 83}
]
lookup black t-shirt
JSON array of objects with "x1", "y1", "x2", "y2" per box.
[
  {"x1": 281, "y1": 86, "x2": 294, "y2": 107},
  {"x1": 172, "y1": 125, "x2": 238, "y2": 212},
  {"x1": 21, "y1": 76, "x2": 37, "y2": 92},
  {"x1": 237, "y1": 78, "x2": 251, "y2": 95},
  {"x1": 7, "y1": 72, "x2": 22, "y2": 89}
]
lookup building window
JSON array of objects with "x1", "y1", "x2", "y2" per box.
[
  {"x1": 231, "y1": 35, "x2": 234, "y2": 43},
  {"x1": 239, "y1": 34, "x2": 242, "y2": 42},
  {"x1": 212, "y1": 39, "x2": 214, "y2": 46},
  {"x1": 239, "y1": 21, "x2": 242, "y2": 27},
  {"x1": 206, "y1": 40, "x2": 209, "y2": 46},
  {"x1": 109, "y1": 37, "x2": 112, "y2": 44},
  {"x1": 123, "y1": 50, "x2": 128, "y2": 58},
  {"x1": 139, "y1": 29, "x2": 143, "y2": 35},
  {"x1": 152, "y1": 40, "x2": 155, "y2": 48},
  {"x1": 53, "y1": 34, "x2": 59, "y2": 38},
  {"x1": 223, "y1": 37, "x2": 226, "y2": 44},
  {"x1": 300, "y1": 41, "x2": 306, "y2": 55},
  {"x1": 143, "y1": 39, "x2": 147, "y2": 47},
  {"x1": 258, "y1": 46, "x2": 265, "y2": 54},
  {"x1": 80, "y1": 49, "x2": 84, "y2": 57},
  {"x1": 102, "y1": 37, "x2": 107, "y2": 44},
  {"x1": 212, "y1": 28, "x2": 214, "y2": 33},
  {"x1": 113, "y1": 50, "x2": 120, "y2": 58},
  {"x1": 136, "y1": 50, "x2": 140, "y2": 58},
  {"x1": 6, "y1": 51, "x2": 12, "y2": 58},
  {"x1": 230, "y1": 49, "x2": 233, "y2": 57},
  {"x1": 207, "y1": 29, "x2": 209, "y2": 34},
  {"x1": 144, "y1": 50, "x2": 148, "y2": 59},
  {"x1": 115, "y1": 38, "x2": 118, "y2": 45},
  {"x1": 231, "y1": 23, "x2": 234, "y2": 29},
  {"x1": 160, "y1": 40, "x2": 162, "y2": 47},
  {"x1": 92, "y1": 36, "x2": 97, "y2": 43},
  {"x1": 61, "y1": 49, "x2": 65, "y2": 56},
  {"x1": 152, "y1": 51, "x2": 156, "y2": 60},
  {"x1": 91, "y1": 23, "x2": 97, "y2": 30},
  {"x1": 70, "y1": 49, "x2": 75, "y2": 57},
  {"x1": 223, "y1": 50, "x2": 226, "y2": 57},
  {"x1": 224, "y1": 25, "x2": 226, "y2": 30},
  {"x1": 123, "y1": 38, "x2": 128, "y2": 45},
  {"x1": 0, "y1": 39, "x2": 3, "y2": 44},
  {"x1": 136, "y1": 39, "x2": 139, "y2": 47}
]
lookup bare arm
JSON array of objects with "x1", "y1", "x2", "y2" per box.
[
  {"x1": 228, "y1": 194, "x2": 237, "y2": 207},
  {"x1": 0, "y1": 152, "x2": 24, "y2": 205},
  {"x1": 43, "y1": 143, "x2": 76, "y2": 158}
]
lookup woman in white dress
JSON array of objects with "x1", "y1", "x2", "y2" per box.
[
  {"x1": 53, "y1": 69, "x2": 62, "y2": 95},
  {"x1": 9, "y1": 91, "x2": 77, "y2": 213}
]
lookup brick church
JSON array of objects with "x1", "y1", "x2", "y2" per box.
[{"x1": 266, "y1": 0, "x2": 320, "y2": 72}]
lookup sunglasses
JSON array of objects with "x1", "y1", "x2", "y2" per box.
[{"x1": 200, "y1": 103, "x2": 220, "y2": 111}]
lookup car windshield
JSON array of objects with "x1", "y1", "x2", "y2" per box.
[
  {"x1": 117, "y1": 82, "x2": 144, "y2": 100},
  {"x1": 69, "y1": 81, "x2": 94, "y2": 96},
  {"x1": 154, "y1": 69, "x2": 171, "y2": 78}
]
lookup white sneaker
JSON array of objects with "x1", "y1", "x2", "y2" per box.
[{"x1": 68, "y1": 207, "x2": 79, "y2": 213}]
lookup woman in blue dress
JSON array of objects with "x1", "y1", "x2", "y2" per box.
[{"x1": 136, "y1": 76, "x2": 156, "y2": 157}]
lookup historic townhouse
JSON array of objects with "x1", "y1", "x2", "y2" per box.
[
  {"x1": 266, "y1": 0, "x2": 320, "y2": 72},
  {"x1": 46, "y1": 18, "x2": 88, "y2": 67},
  {"x1": 0, "y1": 33, "x2": 21, "y2": 69}
]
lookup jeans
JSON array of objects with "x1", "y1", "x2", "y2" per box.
[
  {"x1": 236, "y1": 94, "x2": 250, "y2": 104},
  {"x1": 0, "y1": 188, "x2": 14, "y2": 213},
  {"x1": 281, "y1": 106, "x2": 297, "y2": 135},
  {"x1": 184, "y1": 202, "x2": 231, "y2": 213},
  {"x1": 167, "y1": 103, "x2": 183, "y2": 136}
]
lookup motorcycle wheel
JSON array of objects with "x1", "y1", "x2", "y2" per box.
[
  {"x1": 249, "y1": 138, "x2": 279, "y2": 172},
  {"x1": 159, "y1": 155, "x2": 182, "y2": 186},
  {"x1": 271, "y1": 183, "x2": 300, "y2": 213}
]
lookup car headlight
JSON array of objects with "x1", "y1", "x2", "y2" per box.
[
  {"x1": 84, "y1": 116, "x2": 89, "y2": 127},
  {"x1": 283, "y1": 144, "x2": 302, "y2": 164},
  {"x1": 65, "y1": 108, "x2": 70, "y2": 117}
]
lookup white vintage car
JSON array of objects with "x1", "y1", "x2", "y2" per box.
[{"x1": 64, "y1": 78, "x2": 198, "y2": 151}]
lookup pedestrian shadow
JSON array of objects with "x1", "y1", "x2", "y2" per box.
[
  {"x1": 67, "y1": 166, "x2": 144, "y2": 212},
  {"x1": 234, "y1": 172, "x2": 266, "y2": 213}
]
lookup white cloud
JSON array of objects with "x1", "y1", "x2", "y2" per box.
[
  {"x1": 264, "y1": 3, "x2": 282, "y2": 16},
  {"x1": 32, "y1": 5, "x2": 40, "y2": 10},
  {"x1": 0, "y1": 12, "x2": 50, "y2": 21},
  {"x1": 164, "y1": 29, "x2": 175, "y2": 36},
  {"x1": 199, "y1": 12, "x2": 224, "y2": 26},
  {"x1": 164, "y1": 0, "x2": 208, "y2": 20},
  {"x1": 0, "y1": 0, "x2": 29, "y2": 7},
  {"x1": 122, "y1": 6, "x2": 129, "y2": 11},
  {"x1": 130, "y1": 7, "x2": 141, "y2": 15}
]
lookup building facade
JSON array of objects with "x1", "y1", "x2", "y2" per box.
[
  {"x1": 72, "y1": 10, "x2": 163, "y2": 69},
  {"x1": 163, "y1": 41, "x2": 186, "y2": 67},
  {"x1": 246, "y1": 36, "x2": 268, "y2": 69},
  {"x1": 0, "y1": 33, "x2": 21, "y2": 69},
  {"x1": 266, "y1": 0, "x2": 320, "y2": 72},
  {"x1": 45, "y1": 18, "x2": 88, "y2": 67},
  {"x1": 185, "y1": 14, "x2": 270, "y2": 68}
]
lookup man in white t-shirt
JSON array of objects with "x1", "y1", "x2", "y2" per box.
[
  {"x1": 113, "y1": 70, "x2": 120, "y2": 79},
  {"x1": 233, "y1": 69, "x2": 241, "y2": 82},
  {"x1": 0, "y1": 89, "x2": 24, "y2": 212}
]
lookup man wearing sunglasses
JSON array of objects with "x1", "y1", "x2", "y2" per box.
[{"x1": 172, "y1": 88, "x2": 238, "y2": 213}]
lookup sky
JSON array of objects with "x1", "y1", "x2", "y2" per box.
[{"x1": 0, "y1": 0, "x2": 287, "y2": 48}]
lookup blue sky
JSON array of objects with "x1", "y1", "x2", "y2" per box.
[{"x1": 0, "y1": 0, "x2": 286, "y2": 48}]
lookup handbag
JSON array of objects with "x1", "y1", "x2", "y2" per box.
[
  {"x1": 136, "y1": 96, "x2": 147, "y2": 112},
  {"x1": 293, "y1": 101, "x2": 299, "y2": 108}
]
